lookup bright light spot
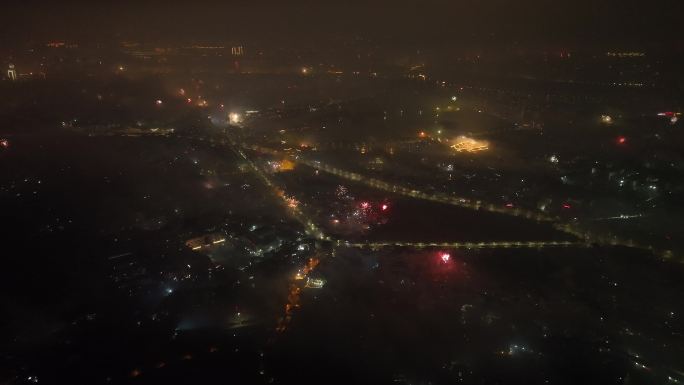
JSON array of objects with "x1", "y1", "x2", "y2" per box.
[
  {"x1": 562, "y1": 203, "x2": 572, "y2": 209},
  {"x1": 381, "y1": 204, "x2": 389, "y2": 211},
  {"x1": 155, "y1": 99, "x2": 163, "y2": 106},
  {"x1": 360, "y1": 202, "x2": 370, "y2": 209},
  {"x1": 418, "y1": 131, "x2": 427, "y2": 138},
  {"x1": 601, "y1": 115, "x2": 613, "y2": 124},
  {"x1": 451, "y1": 96, "x2": 457, "y2": 102},
  {"x1": 229, "y1": 112, "x2": 242, "y2": 124},
  {"x1": 451, "y1": 136, "x2": 489, "y2": 153},
  {"x1": 617, "y1": 136, "x2": 627, "y2": 144},
  {"x1": 285, "y1": 196, "x2": 299, "y2": 208},
  {"x1": 440, "y1": 252, "x2": 450, "y2": 263},
  {"x1": 549, "y1": 155, "x2": 559, "y2": 163}
]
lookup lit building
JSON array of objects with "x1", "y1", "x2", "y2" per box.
[
  {"x1": 450, "y1": 136, "x2": 489, "y2": 153},
  {"x1": 185, "y1": 233, "x2": 227, "y2": 252},
  {"x1": 305, "y1": 277, "x2": 325, "y2": 289},
  {"x1": 231, "y1": 46, "x2": 244, "y2": 56},
  {"x1": 7, "y1": 64, "x2": 17, "y2": 81},
  {"x1": 600, "y1": 115, "x2": 613, "y2": 124}
]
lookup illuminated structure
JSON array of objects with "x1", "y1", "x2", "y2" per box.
[
  {"x1": 278, "y1": 159, "x2": 296, "y2": 171},
  {"x1": 606, "y1": 52, "x2": 645, "y2": 58},
  {"x1": 450, "y1": 136, "x2": 489, "y2": 153},
  {"x1": 7, "y1": 64, "x2": 17, "y2": 81},
  {"x1": 305, "y1": 277, "x2": 325, "y2": 289},
  {"x1": 267, "y1": 159, "x2": 295, "y2": 172},
  {"x1": 231, "y1": 46, "x2": 244, "y2": 56},
  {"x1": 185, "y1": 233, "x2": 227, "y2": 252}
]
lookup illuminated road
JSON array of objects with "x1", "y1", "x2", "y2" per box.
[
  {"x1": 296, "y1": 158, "x2": 555, "y2": 223},
  {"x1": 219, "y1": 137, "x2": 332, "y2": 340},
  {"x1": 225, "y1": 139, "x2": 328, "y2": 241},
  {"x1": 237, "y1": 143, "x2": 681, "y2": 262},
  {"x1": 240, "y1": 144, "x2": 554, "y2": 222},
  {"x1": 339, "y1": 240, "x2": 585, "y2": 250},
  {"x1": 228, "y1": 142, "x2": 589, "y2": 253}
]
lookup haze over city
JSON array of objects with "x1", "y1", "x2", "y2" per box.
[{"x1": 1, "y1": 1, "x2": 683, "y2": 384}]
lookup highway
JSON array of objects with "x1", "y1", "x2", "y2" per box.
[
  {"x1": 296, "y1": 158, "x2": 554, "y2": 222},
  {"x1": 225, "y1": 139, "x2": 329, "y2": 241},
  {"x1": 339, "y1": 240, "x2": 585, "y2": 250},
  {"x1": 242, "y1": 143, "x2": 555, "y2": 223},
  {"x1": 235, "y1": 142, "x2": 681, "y2": 263}
]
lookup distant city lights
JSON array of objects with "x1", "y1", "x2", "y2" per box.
[{"x1": 656, "y1": 112, "x2": 680, "y2": 125}]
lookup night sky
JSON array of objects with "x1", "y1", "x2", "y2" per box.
[{"x1": 2, "y1": 0, "x2": 683, "y2": 48}]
